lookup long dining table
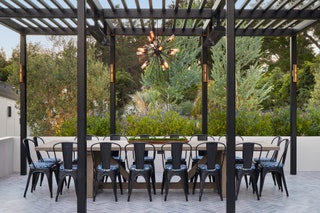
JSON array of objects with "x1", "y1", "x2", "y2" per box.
[{"x1": 35, "y1": 137, "x2": 279, "y2": 198}]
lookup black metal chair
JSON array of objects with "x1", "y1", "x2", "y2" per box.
[
  {"x1": 22, "y1": 138, "x2": 55, "y2": 198},
  {"x1": 90, "y1": 142, "x2": 123, "y2": 202},
  {"x1": 163, "y1": 134, "x2": 188, "y2": 165},
  {"x1": 192, "y1": 142, "x2": 225, "y2": 201},
  {"x1": 33, "y1": 136, "x2": 61, "y2": 188},
  {"x1": 53, "y1": 142, "x2": 78, "y2": 201},
  {"x1": 235, "y1": 142, "x2": 262, "y2": 200},
  {"x1": 190, "y1": 134, "x2": 215, "y2": 182},
  {"x1": 125, "y1": 142, "x2": 156, "y2": 201},
  {"x1": 103, "y1": 134, "x2": 127, "y2": 181},
  {"x1": 133, "y1": 134, "x2": 156, "y2": 184},
  {"x1": 254, "y1": 136, "x2": 282, "y2": 163},
  {"x1": 160, "y1": 142, "x2": 192, "y2": 201},
  {"x1": 258, "y1": 138, "x2": 290, "y2": 197}
]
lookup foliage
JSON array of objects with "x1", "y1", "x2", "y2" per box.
[
  {"x1": 307, "y1": 57, "x2": 320, "y2": 108},
  {"x1": 139, "y1": 35, "x2": 202, "y2": 112},
  {"x1": 58, "y1": 115, "x2": 111, "y2": 136},
  {"x1": 121, "y1": 109, "x2": 200, "y2": 136},
  {"x1": 7, "y1": 37, "x2": 110, "y2": 135},
  {"x1": 0, "y1": 49, "x2": 10, "y2": 81},
  {"x1": 203, "y1": 37, "x2": 272, "y2": 112}
]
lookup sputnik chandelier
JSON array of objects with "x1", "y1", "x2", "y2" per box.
[{"x1": 136, "y1": 31, "x2": 179, "y2": 71}]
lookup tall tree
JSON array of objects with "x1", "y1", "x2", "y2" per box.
[
  {"x1": 8, "y1": 37, "x2": 110, "y2": 135},
  {"x1": 203, "y1": 37, "x2": 272, "y2": 112}
]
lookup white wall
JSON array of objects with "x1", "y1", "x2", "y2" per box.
[{"x1": 0, "y1": 96, "x2": 20, "y2": 137}]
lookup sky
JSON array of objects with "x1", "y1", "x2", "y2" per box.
[{"x1": 0, "y1": 25, "x2": 54, "y2": 59}]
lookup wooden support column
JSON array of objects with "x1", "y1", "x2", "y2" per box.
[
  {"x1": 290, "y1": 35, "x2": 297, "y2": 175},
  {"x1": 77, "y1": 0, "x2": 87, "y2": 212},
  {"x1": 20, "y1": 34, "x2": 27, "y2": 175},
  {"x1": 226, "y1": 1, "x2": 236, "y2": 212},
  {"x1": 201, "y1": 36, "x2": 208, "y2": 134},
  {"x1": 110, "y1": 35, "x2": 116, "y2": 134}
]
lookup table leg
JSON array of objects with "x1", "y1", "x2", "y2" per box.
[{"x1": 87, "y1": 152, "x2": 94, "y2": 198}]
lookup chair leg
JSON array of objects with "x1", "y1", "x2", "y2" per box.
[
  {"x1": 215, "y1": 172, "x2": 223, "y2": 201},
  {"x1": 151, "y1": 168, "x2": 156, "y2": 195},
  {"x1": 45, "y1": 171, "x2": 53, "y2": 198},
  {"x1": 164, "y1": 172, "x2": 172, "y2": 201},
  {"x1": 259, "y1": 170, "x2": 267, "y2": 197},
  {"x1": 199, "y1": 172, "x2": 205, "y2": 201},
  {"x1": 183, "y1": 172, "x2": 188, "y2": 201},
  {"x1": 127, "y1": 172, "x2": 133, "y2": 202},
  {"x1": 280, "y1": 169, "x2": 289, "y2": 197},
  {"x1": 23, "y1": 171, "x2": 33, "y2": 197},
  {"x1": 110, "y1": 174, "x2": 118, "y2": 202},
  {"x1": 161, "y1": 171, "x2": 166, "y2": 195},
  {"x1": 55, "y1": 178, "x2": 64, "y2": 202},
  {"x1": 146, "y1": 174, "x2": 152, "y2": 202},
  {"x1": 192, "y1": 172, "x2": 198, "y2": 194},
  {"x1": 117, "y1": 172, "x2": 123, "y2": 195}
]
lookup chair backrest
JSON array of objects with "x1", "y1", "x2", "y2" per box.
[
  {"x1": 195, "y1": 142, "x2": 226, "y2": 169},
  {"x1": 91, "y1": 142, "x2": 121, "y2": 169},
  {"x1": 236, "y1": 142, "x2": 262, "y2": 169},
  {"x1": 32, "y1": 136, "x2": 44, "y2": 161},
  {"x1": 276, "y1": 138, "x2": 290, "y2": 166},
  {"x1": 267, "y1": 136, "x2": 282, "y2": 161},
  {"x1": 124, "y1": 142, "x2": 156, "y2": 170},
  {"x1": 190, "y1": 134, "x2": 215, "y2": 156},
  {"x1": 190, "y1": 134, "x2": 215, "y2": 142},
  {"x1": 161, "y1": 142, "x2": 192, "y2": 169},
  {"x1": 23, "y1": 138, "x2": 36, "y2": 166},
  {"x1": 53, "y1": 142, "x2": 77, "y2": 170}
]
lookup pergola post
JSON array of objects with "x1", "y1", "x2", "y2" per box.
[
  {"x1": 201, "y1": 36, "x2": 208, "y2": 134},
  {"x1": 110, "y1": 35, "x2": 116, "y2": 134},
  {"x1": 77, "y1": 0, "x2": 87, "y2": 212},
  {"x1": 290, "y1": 35, "x2": 297, "y2": 175},
  {"x1": 226, "y1": 0, "x2": 236, "y2": 212},
  {"x1": 19, "y1": 34, "x2": 27, "y2": 175}
]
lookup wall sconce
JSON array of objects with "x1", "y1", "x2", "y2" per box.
[
  {"x1": 203, "y1": 64, "x2": 208, "y2": 83},
  {"x1": 19, "y1": 64, "x2": 24, "y2": 83},
  {"x1": 292, "y1": 64, "x2": 297, "y2": 83},
  {"x1": 8, "y1": 106, "x2": 12, "y2": 117},
  {"x1": 110, "y1": 64, "x2": 114, "y2": 83}
]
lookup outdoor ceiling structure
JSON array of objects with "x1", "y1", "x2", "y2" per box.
[
  {"x1": 1, "y1": 1, "x2": 319, "y2": 213},
  {"x1": 0, "y1": 0, "x2": 319, "y2": 37}
]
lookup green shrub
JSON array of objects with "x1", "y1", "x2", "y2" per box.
[
  {"x1": 121, "y1": 109, "x2": 200, "y2": 136},
  {"x1": 57, "y1": 115, "x2": 111, "y2": 136}
]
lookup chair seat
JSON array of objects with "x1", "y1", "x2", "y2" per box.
[
  {"x1": 144, "y1": 156, "x2": 154, "y2": 161},
  {"x1": 30, "y1": 161, "x2": 55, "y2": 169},
  {"x1": 254, "y1": 157, "x2": 276, "y2": 163},
  {"x1": 259, "y1": 161, "x2": 284, "y2": 168},
  {"x1": 59, "y1": 164, "x2": 78, "y2": 171},
  {"x1": 164, "y1": 164, "x2": 187, "y2": 171},
  {"x1": 97, "y1": 164, "x2": 119, "y2": 171},
  {"x1": 192, "y1": 156, "x2": 203, "y2": 161},
  {"x1": 198, "y1": 164, "x2": 221, "y2": 171},
  {"x1": 235, "y1": 164, "x2": 256, "y2": 170},
  {"x1": 42, "y1": 157, "x2": 61, "y2": 163},
  {"x1": 130, "y1": 164, "x2": 153, "y2": 171}
]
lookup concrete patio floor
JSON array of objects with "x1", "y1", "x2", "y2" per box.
[{"x1": 1, "y1": 171, "x2": 319, "y2": 213}]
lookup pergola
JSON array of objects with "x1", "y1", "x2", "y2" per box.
[{"x1": 1, "y1": 0, "x2": 319, "y2": 212}]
